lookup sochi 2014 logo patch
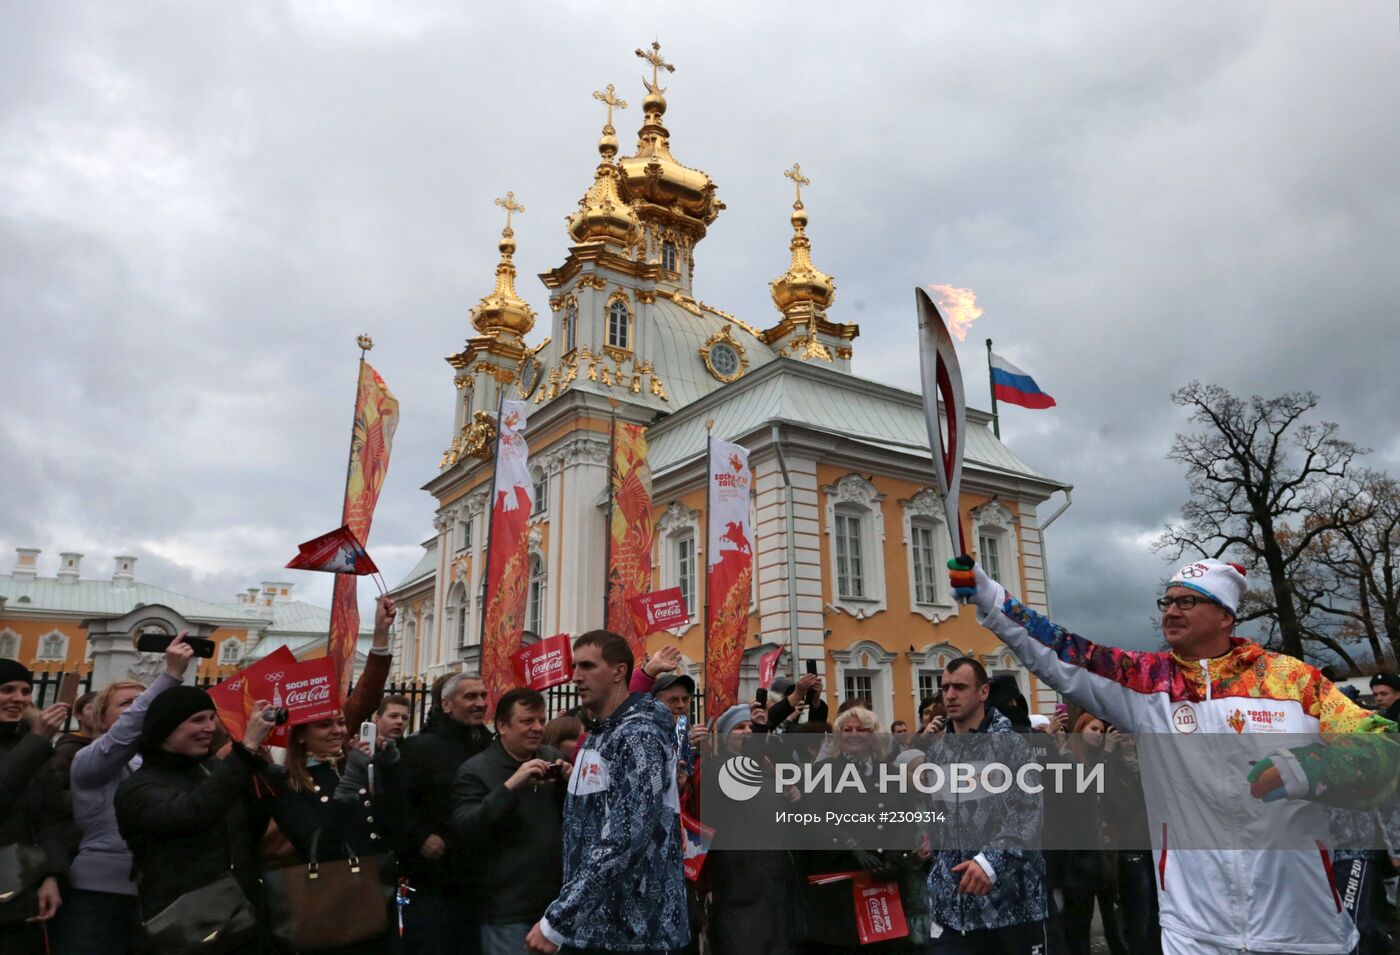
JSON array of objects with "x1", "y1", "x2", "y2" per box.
[{"x1": 1172, "y1": 703, "x2": 1198, "y2": 734}]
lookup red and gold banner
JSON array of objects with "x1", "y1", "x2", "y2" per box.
[
  {"x1": 329, "y1": 361, "x2": 399, "y2": 697},
  {"x1": 481, "y1": 400, "x2": 534, "y2": 715},
  {"x1": 704, "y1": 436, "x2": 752, "y2": 718},
  {"x1": 605, "y1": 422, "x2": 654, "y2": 661}
]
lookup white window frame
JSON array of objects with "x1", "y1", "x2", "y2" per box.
[
  {"x1": 831, "y1": 640, "x2": 897, "y2": 727},
  {"x1": 661, "y1": 240, "x2": 678, "y2": 273},
  {"x1": 527, "y1": 552, "x2": 547, "y2": 637},
  {"x1": 901, "y1": 490, "x2": 958, "y2": 622},
  {"x1": 676, "y1": 533, "x2": 697, "y2": 618},
  {"x1": 448, "y1": 583, "x2": 469, "y2": 649},
  {"x1": 823, "y1": 474, "x2": 887, "y2": 618},
  {"x1": 531, "y1": 466, "x2": 549, "y2": 517},
  {"x1": 563, "y1": 300, "x2": 578, "y2": 354},
  {"x1": 985, "y1": 649, "x2": 1030, "y2": 699},
  {"x1": 607, "y1": 298, "x2": 631, "y2": 351},
  {"x1": 219, "y1": 638, "x2": 243, "y2": 665},
  {"x1": 656, "y1": 502, "x2": 703, "y2": 634},
  {"x1": 972, "y1": 501, "x2": 1020, "y2": 600},
  {"x1": 36, "y1": 630, "x2": 69, "y2": 662},
  {"x1": 399, "y1": 616, "x2": 417, "y2": 677},
  {"x1": 907, "y1": 642, "x2": 963, "y2": 712},
  {"x1": 0, "y1": 629, "x2": 19, "y2": 659}
]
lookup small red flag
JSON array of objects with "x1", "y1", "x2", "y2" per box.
[
  {"x1": 286, "y1": 525, "x2": 379, "y2": 576},
  {"x1": 759, "y1": 647, "x2": 785, "y2": 689},
  {"x1": 627, "y1": 587, "x2": 690, "y2": 637},
  {"x1": 511, "y1": 634, "x2": 574, "y2": 691}
]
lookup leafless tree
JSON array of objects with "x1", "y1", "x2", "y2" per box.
[{"x1": 1155, "y1": 383, "x2": 1364, "y2": 660}]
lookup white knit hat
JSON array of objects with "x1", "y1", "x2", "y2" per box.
[
  {"x1": 714, "y1": 704, "x2": 753, "y2": 739},
  {"x1": 1168, "y1": 558, "x2": 1248, "y2": 616}
]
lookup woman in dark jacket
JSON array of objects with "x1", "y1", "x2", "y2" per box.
[
  {"x1": 1058, "y1": 713, "x2": 1126, "y2": 955},
  {"x1": 703, "y1": 704, "x2": 798, "y2": 955},
  {"x1": 260, "y1": 712, "x2": 403, "y2": 955},
  {"x1": 115, "y1": 686, "x2": 276, "y2": 955},
  {"x1": 0, "y1": 659, "x2": 70, "y2": 955}
]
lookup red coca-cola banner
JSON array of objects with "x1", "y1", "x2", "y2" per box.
[
  {"x1": 511, "y1": 633, "x2": 574, "y2": 691},
  {"x1": 805, "y1": 872, "x2": 908, "y2": 945},
  {"x1": 851, "y1": 873, "x2": 908, "y2": 944},
  {"x1": 627, "y1": 587, "x2": 690, "y2": 637},
  {"x1": 759, "y1": 646, "x2": 785, "y2": 689},
  {"x1": 208, "y1": 651, "x2": 340, "y2": 746},
  {"x1": 208, "y1": 647, "x2": 297, "y2": 744}
]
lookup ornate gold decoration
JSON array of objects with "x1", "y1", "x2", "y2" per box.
[
  {"x1": 440, "y1": 410, "x2": 498, "y2": 469},
  {"x1": 616, "y1": 40, "x2": 724, "y2": 247},
  {"x1": 698, "y1": 301, "x2": 764, "y2": 338},
  {"x1": 770, "y1": 163, "x2": 835, "y2": 315},
  {"x1": 470, "y1": 193, "x2": 536, "y2": 338},
  {"x1": 356, "y1": 334, "x2": 374, "y2": 352},
  {"x1": 569, "y1": 85, "x2": 641, "y2": 247},
  {"x1": 836, "y1": 346, "x2": 853, "y2": 360},
  {"x1": 699, "y1": 325, "x2": 750, "y2": 383},
  {"x1": 636, "y1": 290, "x2": 657, "y2": 304},
  {"x1": 454, "y1": 376, "x2": 472, "y2": 391},
  {"x1": 576, "y1": 274, "x2": 607, "y2": 290}
]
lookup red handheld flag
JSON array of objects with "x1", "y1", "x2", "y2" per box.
[
  {"x1": 758, "y1": 647, "x2": 785, "y2": 689},
  {"x1": 286, "y1": 525, "x2": 379, "y2": 576},
  {"x1": 627, "y1": 587, "x2": 690, "y2": 637},
  {"x1": 510, "y1": 634, "x2": 574, "y2": 691}
]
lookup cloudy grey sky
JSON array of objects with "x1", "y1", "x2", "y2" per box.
[{"x1": 4, "y1": 3, "x2": 1398, "y2": 652}]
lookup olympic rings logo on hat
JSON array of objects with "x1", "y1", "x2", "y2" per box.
[{"x1": 1180, "y1": 564, "x2": 1207, "y2": 579}]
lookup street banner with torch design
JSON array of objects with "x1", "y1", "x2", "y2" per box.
[
  {"x1": 605, "y1": 421, "x2": 655, "y2": 662},
  {"x1": 480, "y1": 400, "x2": 535, "y2": 714},
  {"x1": 704, "y1": 435, "x2": 753, "y2": 719},
  {"x1": 329, "y1": 350, "x2": 399, "y2": 697}
]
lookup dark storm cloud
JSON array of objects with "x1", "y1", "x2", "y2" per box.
[{"x1": 3, "y1": 3, "x2": 1397, "y2": 650}]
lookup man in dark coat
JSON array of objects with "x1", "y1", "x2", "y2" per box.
[
  {"x1": 452, "y1": 686, "x2": 568, "y2": 955},
  {"x1": 398, "y1": 671, "x2": 491, "y2": 955}
]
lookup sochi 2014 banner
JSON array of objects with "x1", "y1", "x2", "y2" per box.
[
  {"x1": 480, "y1": 400, "x2": 534, "y2": 715},
  {"x1": 329, "y1": 361, "x2": 399, "y2": 697},
  {"x1": 704, "y1": 436, "x2": 752, "y2": 718},
  {"x1": 605, "y1": 422, "x2": 654, "y2": 662}
]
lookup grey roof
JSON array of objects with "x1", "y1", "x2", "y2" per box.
[
  {"x1": 646, "y1": 358, "x2": 1062, "y2": 487},
  {"x1": 0, "y1": 575, "x2": 262, "y2": 627},
  {"x1": 212, "y1": 598, "x2": 374, "y2": 638},
  {"x1": 392, "y1": 539, "x2": 439, "y2": 590}
]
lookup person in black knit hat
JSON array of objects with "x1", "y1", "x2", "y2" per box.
[{"x1": 115, "y1": 685, "x2": 276, "y2": 955}]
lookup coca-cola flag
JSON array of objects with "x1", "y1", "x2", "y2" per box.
[
  {"x1": 852, "y1": 873, "x2": 908, "y2": 944},
  {"x1": 207, "y1": 647, "x2": 297, "y2": 744},
  {"x1": 510, "y1": 633, "x2": 573, "y2": 691},
  {"x1": 759, "y1": 646, "x2": 785, "y2": 689},
  {"x1": 276, "y1": 657, "x2": 342, "y2": 729},
  {"x1": 627, "y1": 587, "x2": 690, "y2": 637},
  {"x1": 285, "y1": 525, "x2": 379, "y2": 575},
  {"x1": 680, "y1": 812, "x2": 716, "y2": 882}
]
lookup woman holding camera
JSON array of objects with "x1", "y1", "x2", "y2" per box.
[
  {"x1": 115, "y1": 686, "x2": 277, "y2": 955},
  {"x1": 52, "y1": 633, "x2": 196, "y2": 955}
]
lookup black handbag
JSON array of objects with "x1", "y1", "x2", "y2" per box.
[
  {"x1": 0, "y1": 843, "x2": 47, "y2": 924},
  {"x1": 139, "y1": 870, "x2": 258, "y2": 955}
]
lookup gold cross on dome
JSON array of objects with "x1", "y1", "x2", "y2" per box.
[
  {"x1": 636, "y1": 40, "x2": 675, "y2": 94},
  {"x1": 494, "y1": 192, "x2": 525, "y2": 230},
  {"x1": 592, "y1": 84, "x2": 629, "y2": 132},
  {"x1": 785, "y1": 163, "x2": 811, "y2": 205}
]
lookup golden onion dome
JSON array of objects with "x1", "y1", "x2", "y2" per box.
[
  {"x1": 569, "y1": 85, "x2": 641, "y2": 246},
  {"x1": 616, "y1": 42, "x2": 723, "y2": 229},
  {"x1": 770, "y1": 165, "x2": 835, "y2": 312},
  {"x1": 470, "y1": 193, "x2": 536, "y2": 338}
]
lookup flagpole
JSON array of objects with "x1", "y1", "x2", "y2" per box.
[
  {"x1": 478, "y1": 390, "x2": 506, "y2": 648},
  {"x1": 703, "y1": 419, "x2": 714, "y2": 723},
  {"x1": 985, "y1": 338, "x2": 1000, "y2": 439},
  {"x1": 604, "y1": 399, "x2": 619, "y2": 634},
  {"x1": 330, "y1": 334, "x2": 372, "y2": 661}
]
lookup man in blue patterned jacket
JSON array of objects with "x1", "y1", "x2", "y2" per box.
[
  {"x1": 527, "y1": 630, "x2": 688, "y2": 954},
  {"x1": 924, "y1": 656, "x2": 1048, "y2": 954}
]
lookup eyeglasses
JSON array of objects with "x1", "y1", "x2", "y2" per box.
[{"x1": 1156, "y1": 595, "x2": 1202, "y2": 611}]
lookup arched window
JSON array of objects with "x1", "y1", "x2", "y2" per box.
[
  {"x1": 219, "y1": 639, "x2": 242, "y2": 665},
  {"x1": 531, "y1": 466, "x2": 548, "y2": 516},
  {"x1": 0, "y1": 630, "x2": 18, "y2": 659},
  {"x1": 607, "y1": 299, "x2": 630, "y2": 350},
  {"x1": 448, "y1": 583, "x2": 469, "y2": 648},
  {"x1": 527, "y1": 554, "x2": 546, "y2": 637},
  {"x1": 401, "y1": 617, "x2": 417, "y2": 674},
  {"x1": 662, "y1": 240, "x2": 678, "y2": 272},
  {"x1": 37, "y1": 631, "x2": 68, "y2": 661},
  {"x1": 563, "y1": 302, "x2": 577, "y2": 353}
]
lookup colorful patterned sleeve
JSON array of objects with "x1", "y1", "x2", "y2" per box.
[
  {"x1": 984, "y1": 596, "x2": 1174, "y2": 733},
  {"x1": 1285, "y1": 680, "x2": 1400, "y2": 811}
]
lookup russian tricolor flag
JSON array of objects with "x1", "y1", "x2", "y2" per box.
[{"x1": 990, "y1": 351, "x2": 1056, "y2": 410}]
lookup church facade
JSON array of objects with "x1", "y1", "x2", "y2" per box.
[{"x1": 387, "y1": 43, "x2": 1070, "y2": 726}]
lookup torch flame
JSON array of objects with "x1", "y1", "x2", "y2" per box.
[{"x1": 926, "y1": 285, "x2": 983, "y2": 342}]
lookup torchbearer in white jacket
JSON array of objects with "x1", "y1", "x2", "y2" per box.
[{"x1": 948, "y1": 555, "x2": 1399, "y2": 955}]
